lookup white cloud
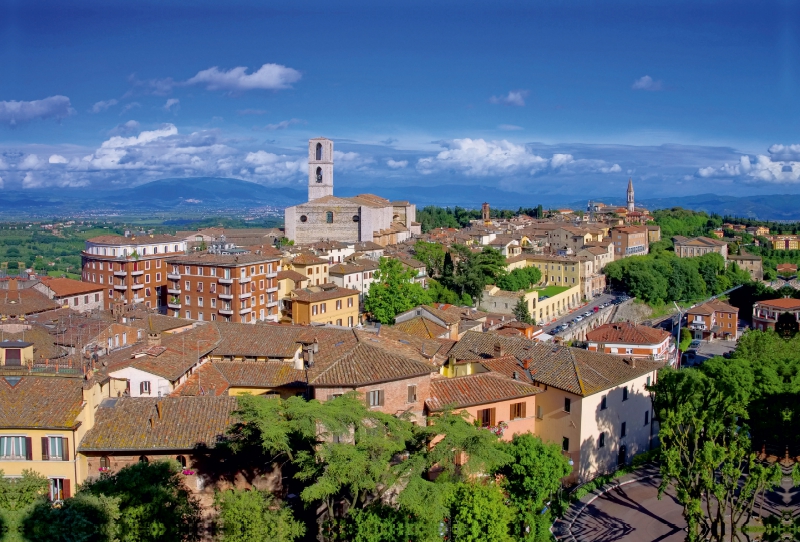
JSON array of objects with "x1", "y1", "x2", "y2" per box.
[
  {"x1": 163, "y1": 98, "x2": 180, "y2": 112},
  {"x1": 697, "y1": 148, "x2": 800, "y2": 182},
  {"x1": 186, "y1": 63, "x2": 301, "y2": 92},
  {"x1": 600, "y1": 163, "x2": 622, "y2": 173},
  {"x1": 386, "y1": 159, "x2": 408, "y2": 169},
  {"x1": 19, "y1": 154, "x2": 44, "y2": 170},
  {"x1": 0, "y1": 157, "x2": 7, "y2": 170},
  {"x1": 0, "y1": 96, "x2": 73, "y2": 126},
  {"x1": 417, "y1": 139, "x2": 548, "y2": 176},
  {"x1": 244, "y1": 150, "x2": 305, "y2": 179},
  {"x1": 333, "y1": 150, "x2": 374, "y2": 170},
  {"x1": 22, "y1": 172, "x2": 41, "y2": 189},
  {"x1": 550, "y1": 154, "x2": 574, "y2": 168},
  {"x1": 489, "y1": 90, "x2": 529, "y2": 107},
  {"x1": 120, "y1": 102, "x2": 141, "y2": 114},
  {"x1": 0, "y1": 176, "x2": 4, "y2": 189},
  {"x1": 107, "y1": 120, "x2": 141, "y2": 136},
  {"x1": 632, "y1": 75, "x2": 662, "y2": 91},
  {"x1": 90, "y1": 99, "x2": 118, "y2": 113},
  {"x1": 498, "y1": 124, "x2": 523, "y2": 131},
  {"x1": 264, "y1": 118, "x2": 302, "y2": 131},
  {"x1": 49, "y1": 154, "x2": 68, "y2": 164}
]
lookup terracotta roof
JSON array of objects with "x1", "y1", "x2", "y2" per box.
[
  {"x1": 167, "y1": 252, "x2": 279, "y2": 266},
  {"x1": 39, "y1": 278, "x2": 104, "y2": 297},
  {"x1": 309, "y1": 342, "x2": 435, "y2": 387},
  {"x1": 391, "y1": 316, "x2": 449, "y2": 339},
  {"x1": 291, "y1": 253, "x2": 328, "y2": 265},
  {"x1": 426, "y1": 372, "x2": 541, "y2": 411},
  {"x1": 290, "y1": 286, "x2": 358, "y2": 303},
  {"x1": 449, "y1": 331, "x2": 663, "y2": 396},
  {"x1": 0, "y1": 288, "x2": 60, "y2": 316},
  {"x1": 172, "y1": 361, "x2": 307, "y2": 396},
  {"x1": 586, "y1": 322, "x2": 670, "y2": 345},
  {"x1": 1, "y1": 325, "x2": 68, "y2": 360},
  {"x1": 688, "y1": 299, "x2": 739, "y2": 316},
  {"x1": 277, "y1": 269, "x2": 309, "y2": 283},
  {"x1": 755, "y1": 298, "x2": 800, "y2": 310},
  {"x1": 423, "y1": 304, "x2": 462, "y2": 325},
  {"x1": 78, "y1": 396, "x2": 238, "y2": 451},
  {"x1": 0, "y1": 376, "x2": 84, "y2": 429},
  {"x1": 672, "y1": 235, "x2": 727, "y2": 247},
  {"x1": 87, "y1": 234, "x2": 180, "y2": 245}
]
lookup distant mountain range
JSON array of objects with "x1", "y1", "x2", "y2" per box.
[{"x1": 3, "y1": 177, "x2": 800, "y2": 221}]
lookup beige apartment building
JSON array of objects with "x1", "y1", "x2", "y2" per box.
[
  {"x1": 673, "y1": 236, "x2": 728, "y2": 259},
  {"x1": 81, "y1": 234, "x2": 187, "y2": 311},
  {"x1": 289, "y1": 284, "x2": 360, "y2": 326},
  {"x1": 610, "y1": 226, "x2": 649, "y2": 259}
]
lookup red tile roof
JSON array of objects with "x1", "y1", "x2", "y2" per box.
[
  {"x1": 426, "y1": 373, "x2": 541, "y2": 411},
  {"x1": 39, "y1": 277, "x2": 104, "y2": 297},
  {"x1": 586, "y1": 322, "x2": 670, "y2": 345},
  {"x1": 755, "y1": 298, "x2": 800, "y2": 310},
  {"x1": 0, "y1": 375, "x2": 84, "y2": 429}
]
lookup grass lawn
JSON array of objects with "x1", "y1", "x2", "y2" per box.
[{"x1": 531, "y1": 285, "x2": 570, "y2": 297}]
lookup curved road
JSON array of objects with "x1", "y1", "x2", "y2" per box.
[{"x1": 568, "y1": 477, "x2": 686, "y2": 542}]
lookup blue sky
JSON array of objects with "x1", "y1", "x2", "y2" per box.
[{"x1": 2, "y1": 0, "x2": 800, "y2": 204}]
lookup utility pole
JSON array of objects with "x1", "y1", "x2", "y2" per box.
[{"x1": 673, "y1": 301, "x2": 683, "y2": 369}]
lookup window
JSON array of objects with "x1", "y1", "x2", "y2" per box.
[
  {"x1": 185, "y1": 310, "x2": 191, "y2": 319},
  {"x1": 646, "y1": 376, "x2": 651, "y2": 387},
  {"x1": 348, "y1": 297, "x2": 353, "y2": 308},
  {"x1": 198, "y1": 312, "x2": 204, "y2": 321},
  {"x1": 336, "y1": 299, "x2": 342, "y2": 310},
  {"x1": 564, "y1": 397, "x2": 571, "y2": 413},
  {"x1": 95, "y1": 293, "x2": 100, "y2": 302},
  {"x1": 185, "y1": 280, "x2": 190, "y2": 290},
  {"x1": 477, "y1": 408, "x2": 495, "y2": 428},
  {"x1": 198, "y1": 297, "x2": 203, "y2": 307},
  {"x1": 644, "y1": 411, "x2": 650, "y2": 425},
  {"x1": 140, "y1": 381, "x2": 151, "y2": 395},
  {"x1": 316, "y1": 166, "x2": 323, "y2": 182},
  {"x1": 407, "y1": 385, "x2": 417, "y2": 403},
  {"x1": 211, "y1": 298, "x2": 217, "y2": 308},
  {"x1": 601, "y1": 395, "x2": 607, "y2": 410},
  {"x1": 326, "y1": 211, "x2": 333, "y2": 223},
  {"x1": 43, "y1": 437, "x2": 66, "y2": 461},
  {"x1": 367, "y1": 390, "x2": 384, "y2": 407},
  {"x1": 99, "y1": 456, "x2": 110, "y2": 470},
  {"x1": 621, "y1": 422, "x2": 627, "y2": 437},
  {"x1": 185, "y1": 295, "x2": 190, "y2": 305},
  {"x1": 176, "y1": 455, "x2": 187, "y2": 468},
  {"x1": 312, "y1": 305, "x2": 318, "y2": 316},
  {"x1": 49, "y1": 478, "x2": 68, "y2": 501},
  {"x1": 197, "y1": 282, "x2": 203, "y2": 292},
  {"x1": 336, "y1": 318, "x2": 342, "y2": 325},
  {"x1": 622, "y1": 386, "x2": 628, "y2": 401},
  {"x1": 599, "y1": 432, "x2": 605, "y2": 448},
  {"x1": 321, "y1": 303, "x2": 326, "y2": 314},
  {"x1": 145, "y1": 288, "x2": 151, "y2": 297},
  {"x1": 300, "y1": 215, "x2": 308, "y2": 222},
  {"x1": 510, "y1": 402, "x2": 526, "y2": 420},
  {"x1": 536, "y1": 405, "x2": 543, "y2": 419},
  {"x1": 316, "y1": 142, "x2": 323, "y2": 160},
  {"x1": 145, "y1": 260, "x2": 151, "y2": 270},
  {"x1": 84, "y1": 295, "x2": 89, "y2": 304},
  {"x1": 562, "y1": 437, "x2": 570, "y2": 452},
  {"x1": 347, "y1": 316, "x2": 353, "y2": 326},
  {"x1": 139, "y1": 455, "x2": 149, "y2": 463},
  {"x1": 0, "y1": 436, "x2": 28, "y2": 460}
]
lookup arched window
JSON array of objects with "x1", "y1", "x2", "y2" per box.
[
  {"x1": 316, "y1": 166, "x2": 323, "y2": 183},
  {"x1": 176, "y1": 455, "x2": 187, "y2": 468},
  {"x1": 138, "y1": 455, "x2": 149, "y2": 463},
  {"x1": 316, "y1": 142, "x2": 322, "y2": 161},
  {"x1": 326, "y1": 211, "x2": 333, "y2": 224}
]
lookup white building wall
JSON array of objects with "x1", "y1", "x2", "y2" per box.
[{"x1": 108, "y1": 367, "x2": 172, "y2": 398}]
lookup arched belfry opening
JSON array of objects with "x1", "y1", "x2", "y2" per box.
[
  {"x1": 316, "y1": 167, "x2": 323, "y2": 183},
  {"x1": 316, "y1": 142, "x2": 322, "y2": 161}
]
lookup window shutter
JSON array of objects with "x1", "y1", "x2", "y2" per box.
[
  {"x1": 408, "y1": 385, "x2": 417, "y2": 403},
  {"x1": 42, "y1": 437, "x2": 49, "y2": 461},
  {"x1": 379, "y1": 390, "x2": 385, "y2": 406},
  {"x1": 25, "y1": 437, "x2": 32, "y2": 461},
  {"x1": 489, "y1": 408, "x2": 496, "y2": 427},
  {"x1": 509, "y1": 404, "x2": 515, "y2": 420},
  {"x1": 62, "y1": 438, "x2": 69, "y2": 461},
  {"x1": 63, "y1": 479, "x2": 71, "y2": 499},
  {"x1": 521, "y1": 401, "x2": 527, "y2": 418}
]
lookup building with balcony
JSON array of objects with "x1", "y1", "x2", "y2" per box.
[
  {"x1": 81, "y1": 234, "x2": 187, "y2": 312},
  {"x1": 586, "y1": 322, "x2": 674, "y2": 363},
  {"x1": 611, "y1": 226, "x2": 649, "y2": 259},
  {"x1": 686, "y1": 300, "x2": 739, "y2": 341},
  {"x1": 752, "y1": 298, "x2": 800, "y2": 331},
  {"x1": 165, "y1": 250, "x2": 281, "y2": 324}
]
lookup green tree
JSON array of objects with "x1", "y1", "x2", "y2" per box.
[
  {"x1": 364, "y1": 257, "x2": 432, "y2": 324},
  {"x1": 22, "y1": 493, "x2": 121, "y2": 542},
  {"x1": 215, "y1": 489, "x2": 304, "y2": 542},
  {"x1": 331, "y1": 503, "x2": 422, "y2": 542},
  {"x1": 512, "y1": 297, "x2": 533, "y2": 324},
  {"x1": 80, "y1": 460, "x2": 201, "y2": 542},
  {"x1": 414, "y1": 241, "x2": 446, "y2": 277},
  {"x1": 495, "y1": 434, "x2": 572, "y2": 541},
  {"x1": 449, "y1": 483, "x2": 513, "y2": 542}
]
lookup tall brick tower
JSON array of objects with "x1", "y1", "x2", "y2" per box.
[
  {"x1": 308, "y1": 137, "x2": 334, "y2": 201},
  {"x1": 626, "y1": 178, "x2": 634, "y2": 214}
]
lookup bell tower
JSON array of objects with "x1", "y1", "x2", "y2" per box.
[
  {"x1": 308, "y1": 137, "x2": 334, "y2": 200},
  {"x1": 626, "y1": 177, "x2": 634, "y2": 214}
]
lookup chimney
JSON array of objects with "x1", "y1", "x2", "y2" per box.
[
  {"x1": 156, "y1": 401, "x2": 163, "y2": 420},
  {"x1": 628, "y1": 357, "x2": 636, "y2": 368},
  {"x1": 494, "y1": 342, "x2": 504, "y2": 358},
  {"x1": 522, "y1": 358, "x2": 531, "y2": 370}
]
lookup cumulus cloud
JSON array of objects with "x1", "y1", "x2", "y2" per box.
[
  {"x1": 120, "y1": 102, "x2": 141, "y2": 114},
  {"x1": 186, "y1": 63, "x2": 301, "y2": 92},
  {"x1": 386, "y1": 159, "x2": 408, "y2": 169},
  {"x1": 163, "y1": 98, "x2": 180, "y2": 112},
  {"x1": 498, "y1": 124, "x2": 523, "y2": 131},
  {"x1": 632, "y1": 75, "x2": 662, "y2": 91},
  {"x1": 696, "y1": 148, "x2": 800, "y2": 183},
  {"x1": 333, "y1": 150, "x2": 374, "y2": 171},
  {"x1": 600, "y1": 163, "x2": 622, "y2": 173},
  {"x1": 489, "y1": 90, "x2": 529, "y2": 107},
  {"x1": 0, "y1": 96, "x2": 74, "y2": 126},
  {"x1": 244, "y1": 150, "x2": 306, "y2": 179},
  {"x1": 90, "y1": 99, "x2": 118, "y2": 113},
  {"x1": 550, "y1": 154, "x2": 574, "y2": 168},
  {"x1": 49, "y1": 154, "x2": 68, "y2": 164},
  {"x1": 107, "y1": 120, "x2": 141, "y2": 136},
  {"x1": 263, "y1": 118, "x2": 302, "y2": 131},
  {"x1": 19, "y1": 154, "x2": 44, "y2": 170}
]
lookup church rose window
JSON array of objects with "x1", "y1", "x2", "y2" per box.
[
  {"x1": 326, "y1": 211, "x2": 333, "y2": 223},
  {"x1": 300, "y1": 215, "x2": 308, "y2": 222}
]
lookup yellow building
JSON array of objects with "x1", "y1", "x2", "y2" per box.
[
  {"x1": 770, "y1": 235, "x2": 800, "y2": 251},
  {"x1": 290, "y1": 284, "x2": 360, "y2": 326},
  {"x1": 483, "y1": 283, "x2": 581, "y2": 325},
  {"x1": 505, "y1": 254, "x2": 582, "y2": 290},
  {"x1": 287, "y1": 252, "x2": 329, "y2": 286},
  {"x1": 0, "y1": 373, "x2": 126, "y2": 500}
]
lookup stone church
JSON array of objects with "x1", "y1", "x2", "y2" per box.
[{"x1": 284, "y1": 138, "x2": 420, "y2": 245}]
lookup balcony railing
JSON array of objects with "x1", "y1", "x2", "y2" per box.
[
  {"x1": 168, "y1": 302, "x2": 181, "y2": 309},
  {"x1": 218, "y1": 277, "x2": 233, "y2": 284},
  {"x1": 689, "y1": 323, "x2": 707, "y2": 330},
  {"x1": 130, "y1": 283, "x2": 144, "y2": 290},
  {"x1": 240, "y1": 276, "x2": 252, "y2": 284},
  {"x1": 219, "y1": 308, "x2": 234, "y2": 316},
  {"x1": 239, "y1": 307, "x2": 252, "y2": 315},
  {"x1": 167, "y1": 288, "x2": 181, "y2": 295},
  {"x1": 267, "y1": 271, "x2": 278, "y2": 279},
  {"x1": 130, "y1": 270, "x2": 144, "y2": 276},
  {"x1": 113, "y1": 270, "x2": 127, "y2": 277},
  {"x1": 113, "y1": 284, "x2": 127, "y2": 291},
  {"x1": 266, "y1": 286, "x2": 278, "y2": 293},
  {"x1": 167, "y1": 272, "x2": 180, "y2": 280},
  {"x1": 267, "y1": 300, "x2": 279, "y2": 308},
  {"x1": 218, "y1": 293, "x2": 233, "y2": 300},
  {"x1": 239, "y1": 292, "x2": 251, "y2": 300}
]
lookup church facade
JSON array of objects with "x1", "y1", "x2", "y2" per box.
[{"x1": 285, "y1": 138, "x2": 420, "y2": 245}]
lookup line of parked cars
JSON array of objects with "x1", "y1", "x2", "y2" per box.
[{"x1": 549, "y1": 297, "x2": 626, "y2": 334}]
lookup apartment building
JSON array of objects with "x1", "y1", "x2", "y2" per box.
[
  {"x1": 752, "y1": 298, "x2": 800, "y2": 331},
  {"x1": 686, "y1": 300, "x2": 739, "y2": 341},
  {"x1": 328, "y1": 259, "x2": 379, "y2": 301},
  {"x1": 289, "y1": 284, "x2": 360, "y2": 326},
  {"x1": 81, "y1": 234, "x2": 187, "y2": 311},
  {"x1": 768, "y1": 235, "x2": 800, "y2": 251},
  {"x1": 587, "y1": 322, "x2": 673, "y2": 362},
  {"x1": 727, "y1": 251, "x2": 763, "y2": 281},
  {"x1": 164, "y1": 252, "x2": 281, "y2": 323},
  {"x1": 611, "y1": 226, "x2": 649, "y2": 259},
  {"x1": 288, "y1": 252, "x2": 329, "y2": 286},
  {"x1": 673, "y1": 236, "x2": 728, "y2": 259},
  {"x1": 34, "y1": 278, "x2": 104, "y2": 313}
]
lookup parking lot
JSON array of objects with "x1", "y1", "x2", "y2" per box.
[{"x1": 683, "y1": 339, "x2": 737, "y2": 366}]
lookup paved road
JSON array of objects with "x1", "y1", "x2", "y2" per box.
[
  {"x1": 543, "y1": 293, "x2": 617, "y2": 334},
  {"x1": 569, "y1": 477, "x2": 686, "y2": 542}
]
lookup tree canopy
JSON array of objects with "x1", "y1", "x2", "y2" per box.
[{"x1": 364, "y1": 257, "x2": 432, "y2": 324}]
